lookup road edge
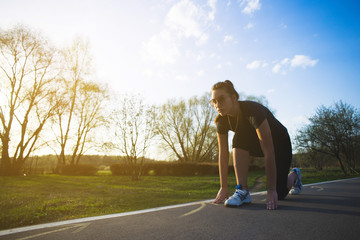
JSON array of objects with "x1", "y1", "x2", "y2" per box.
[{"x1": 1, "y1": 176, "x2": 359, "y2": 236}]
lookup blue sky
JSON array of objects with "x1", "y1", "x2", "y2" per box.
[{"x1": 1, "y1": 0, "x2": 360, "y2": 143}]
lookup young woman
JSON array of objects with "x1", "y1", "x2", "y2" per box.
[{"x1": 210, "y1": 80, "x2": 302, "y2": 210}]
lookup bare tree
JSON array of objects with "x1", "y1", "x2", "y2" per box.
[
  {"x1": 155, "y1": 93, "x2": 218, "y2": 162},
  {"x1": 49, "y1": 38, "x2": 107, "y2": 169},
  {"x1": 0, "y1": 26, "x2": 58, "y2": 175},
  {"x1": 69, "y1": 80, "x2": 107, "y2": 165},
  {"x1": 106, "y1": 94, "x2": 156, "y2": 180}
]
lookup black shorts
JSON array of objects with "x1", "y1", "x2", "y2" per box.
[{"x1": 232, "y1": 127, "x2": 292, "y2": 200}]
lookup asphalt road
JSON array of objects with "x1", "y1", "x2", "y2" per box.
[{"x1": 1, "y1": 177, "x2": 360, "y2": 240}]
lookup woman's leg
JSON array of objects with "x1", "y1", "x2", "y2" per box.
[
  {"x1": 233, "y1": 148, "x2": 250, "y2": 189},
  {"x1": 287, "y1": 171, "x2": 297, "y2": 190},
  {"x1": 274, "y1": 129, "x2": 293, "y2": 200},
  {"x1": 288, "y1": 168, "x2": 303, "y2": 194},
  {"x1": 224, "y1": 148, "x2": 252, "y2": 207}
]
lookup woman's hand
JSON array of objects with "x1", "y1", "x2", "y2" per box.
[
  {"x1": 213, "y1": 187, "x2": 228, "y2": 204},
  {"x1": 266, "y1": 189, "x2": 278, "y2": 210}
]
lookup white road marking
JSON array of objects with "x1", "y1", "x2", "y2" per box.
[
  {"x1": 0, "y1": 199, "x2": 213, "y2": 237},
  {"x1": 1, "y1": 177, "x2": 359, "y2": 237}
]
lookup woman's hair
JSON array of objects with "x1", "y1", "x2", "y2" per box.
[{"x1": 211, "y1": 80, "x2": 239, "y2": 100}]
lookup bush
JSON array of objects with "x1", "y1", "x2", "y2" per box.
[
  {"x1": 172, "y1": 163, "x2": 218, "y2": 176},
  {"x1": 61, "y1": 164, "x2": 98, "y2": 176},
  {"x1": 110, "y1": 163, "x2": 136, "y2": 176},
  {"x1": 111, "y1": 162, "x2": 218, "y2": 176},
  {"x1": 110, "y1": 159, "x2": 268, "y2": 177}
]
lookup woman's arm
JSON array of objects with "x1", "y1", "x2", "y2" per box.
[
  {"x1": 213, "y1": 132, "x2": 229, "y2": 203},
  {"x1": 256, "y1": 119, "x2": 278, "y2": 209}
]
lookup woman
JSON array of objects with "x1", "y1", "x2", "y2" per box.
[{"x1": 210, "y1": 80, "x2": 302, "y2": 210}]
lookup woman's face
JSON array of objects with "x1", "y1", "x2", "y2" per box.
[{"x1": 210, "y1": 89, "x2": 236, "y2": 116}]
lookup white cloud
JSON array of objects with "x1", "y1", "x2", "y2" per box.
[
  {"x1": 272, "y1": 63, "x2": 282, "y2": 74},
  {"x1": 143, "y1": 0, "x2": 217, "y2": 65},
  {"x1": 245, "y1": 55, "x2": 317, "y2": 74},
  {"x1": 272, "y1": 55, "x2": 318, "y2": 74},
  {"x1": 143, "y1": 30, "x2": 180, "y2": 65},
  {"x1": 216, "y1": 63, "x2": 222, "y2": 69},
  {"x1": 281, "y1": 58, "x2": 290, "y2": 65},
  {"x1": 247, "y1": 60, "x2": 261, "y2": 70},
  {"x1": 272, "y1": 58, "x2": 289, "y2": 74},
  {"x1": 208, "y1": 0, "x2": 217, "y2": 21},
  {"x1": 240, "y1": 0, "x2": 261, "y2": 15},
  {"x1": 244, "y1": 22, "x2": 254, "y2": 30},
  {"x1": 246, "y1": 60, "x2": 267, "y2": 70},
  {"x1": 224, "y1": 35, "x2": 237, "y2": 44},
  {"x1": 224, "y1": 35, "x2": 233, "y2": 42},
  {"x1": 291, "y1": 55, "x2": 319, "y2": 68},
  {"x1": 166, "y1": 0, "x2": 209, "y2": 45}
]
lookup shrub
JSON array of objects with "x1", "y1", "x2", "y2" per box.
[
  {"x1": 61, "y1": 164, "x2": 98, "y2": 176},
  {"x1": 112, "y1": 162, "x2": 219, "y2": 176},
  {"x1": 110, "y1": 161, "x2": 265, "y2": 177}
]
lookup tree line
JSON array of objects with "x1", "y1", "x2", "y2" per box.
[
  {"x1": 0, "y1": 26, "x2": 222, "y2": 176},
  {"x1": 1, "y1": 26, "x2": 359, "y2": 177}
]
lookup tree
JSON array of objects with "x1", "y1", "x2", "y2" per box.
[
  {"x1": 155, "y1": 93, "x2": 218, "y2": 162},
  {"x1": 49, "y1": 38, "x2": 107, "y2": 170},
  {"x1": 295, "y1": 101, "x2": 360, "y2": 175},
  {"x1": 106, "y1": 94, "x2": 156, "y2": 180},
  {"x1": 0, "y1": 26, "x2": 58, "y2": 175},
  {"x1": 69, "y1": 80, "x2": 107, "y2": 165}
]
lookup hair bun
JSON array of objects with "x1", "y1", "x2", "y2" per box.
[
  {"x1": 211, "y1": 79, "x2": 239, "y2": 100},
  {"x1": 224, "y1": 80, "x2": 234, "y2": 87}
]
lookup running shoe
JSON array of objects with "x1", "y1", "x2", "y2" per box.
[
  {"x1": 289, "y1": 168, "x2": 302, "y2": 195},
  {"x1": 224, "y1": 185, "x2": 251, "y2": 207}
]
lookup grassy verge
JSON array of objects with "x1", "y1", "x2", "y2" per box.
[
  {"x1": 300, "y1": 168, "x2": 359, "y2": 184},
  {"x1": 0, "y1": 168, "x2": 358, "y2": 230}
]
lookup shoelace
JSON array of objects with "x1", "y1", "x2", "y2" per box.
[{"x1": 234, "y1": 189, "x2": 249, "y2": 201}]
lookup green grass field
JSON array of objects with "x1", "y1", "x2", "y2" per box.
[{"x1": 0, "y1": 169, "x2": 358, "y2": 230}]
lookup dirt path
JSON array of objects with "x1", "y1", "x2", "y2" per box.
[{"x1": 250, "y1": 176, "x2": 265, "y2": 192}]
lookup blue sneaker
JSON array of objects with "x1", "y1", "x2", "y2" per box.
[
  {"x1": 224, "y1": 185, "x2": 251, "y2": 207},
  {"x1": 290, "y1": 168, "x2": 302, "y2": 195}
]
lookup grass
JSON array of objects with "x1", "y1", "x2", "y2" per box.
[
  {"x1": 300, "y1": 168, "x2": 359, "y2": 184},
  {"x1": 0, "y1": 168, "x2": 358, "y2": 230}
]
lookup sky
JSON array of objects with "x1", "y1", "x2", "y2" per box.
[{"x1": 1, "y1": 0, "x2": 360, "y2": 144}]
